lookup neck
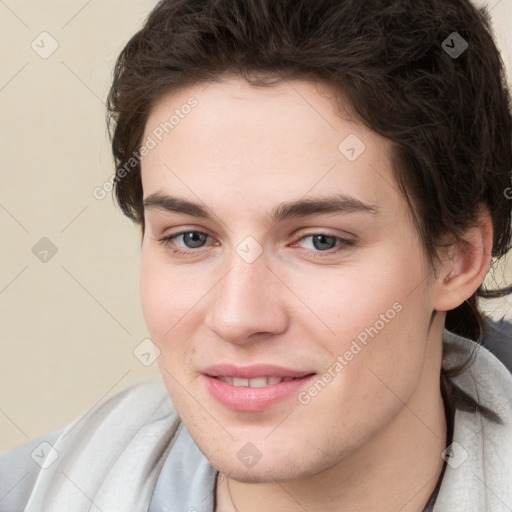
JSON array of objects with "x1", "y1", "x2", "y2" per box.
[{"x1": 216, "y1": 321, "x2": 448, "y2": 512}]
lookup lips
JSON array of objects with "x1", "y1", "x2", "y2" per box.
[
  {"x1": 202, "y1": 364, "x2": 316, "y2": 411},
  {"x1": 202, "y1": 363, "x2": 313, "y2": 380}
]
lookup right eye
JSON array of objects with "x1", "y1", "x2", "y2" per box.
[{"x1": 159, "y1": 230, "x2": 214, "y2": 255}]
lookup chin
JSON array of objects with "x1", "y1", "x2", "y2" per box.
[{"x1": 209, "y1": 447, "x2": 319, "y2": 484}]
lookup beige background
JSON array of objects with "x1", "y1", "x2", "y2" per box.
[{"x1": 1, "y1": 0, "x2": 511, "y2": 453}]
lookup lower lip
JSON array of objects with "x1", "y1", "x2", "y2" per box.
[{"x1": 203, "y1": 374, "x2": 316, "y2": 412}]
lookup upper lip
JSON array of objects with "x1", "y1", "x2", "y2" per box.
[{"x1": 202, "y1": 364, "x2": 315, "y2": 379}]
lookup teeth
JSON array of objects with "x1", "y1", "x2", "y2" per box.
[
  {"x1": 217, "y1": 376, "x2": 297, "y2": 387},
  {"x1": 244, "y1": 377, "x2": 267, "y2": 387}
]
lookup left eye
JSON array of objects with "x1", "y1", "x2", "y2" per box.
[{"x1": 297, "y1": 234, "x2": 341, "y2": 251}]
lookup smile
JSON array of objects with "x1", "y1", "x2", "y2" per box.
[{"x1": 215, "y1": 376, "x2": 297, "y2": 387}]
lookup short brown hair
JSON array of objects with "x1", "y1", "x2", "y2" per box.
[{"x1": 107, "y1": 0, "x2": 512, "y2": 343}]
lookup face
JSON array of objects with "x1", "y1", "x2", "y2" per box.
[{"x1": 139, "y1": 76, "x2": 442, "y2": 482}]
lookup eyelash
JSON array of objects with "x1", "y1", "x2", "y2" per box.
[{"x1": 157, "y1": 230, "x2": 356, "y2": 258}]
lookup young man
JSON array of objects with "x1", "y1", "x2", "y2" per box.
[{"x1": 1, "y1": 0, "x2": 512, "y2": 511}]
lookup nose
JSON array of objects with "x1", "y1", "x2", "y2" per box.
[{"x1": 204, "y1": 250, "x2": 289, "y2": 345}]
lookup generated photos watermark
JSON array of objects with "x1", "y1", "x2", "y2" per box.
[
  {"x1": 93, "y1": 97, "x2": 198, "y2": 200},
  {"x1": 297, "y1": 301, "x2": 403, "y2": 405}
]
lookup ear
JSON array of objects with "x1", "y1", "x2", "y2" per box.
[{"x1": 433, "y1": 205, "x2": 493, "y2": 312}]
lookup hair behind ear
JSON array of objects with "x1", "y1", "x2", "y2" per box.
[{"x1": 445, "y1": 296, "x2": 482, "y2": 346}]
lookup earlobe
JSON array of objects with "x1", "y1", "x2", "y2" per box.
[{"x1": 434, "y1": 206, "x2": 493, "y2": 312}]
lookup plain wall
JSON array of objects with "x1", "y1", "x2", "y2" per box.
[{"x1": 1, "y1": 0, "x2": 511, "y2": 452}]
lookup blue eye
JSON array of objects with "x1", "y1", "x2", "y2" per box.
[
  {"x1": 159, "y1": 231, "x2": 211, "y2": 253},
  {"x1": 293, "y1": 233, "x2": 356, "y2": 257},
  {"x1": 158, "y1": 230, "x2": 356, "y2": 258},
  {"x1": 299, "y1": 234, "x2": 338, "y2": 251},
  {"x1": 174, "y1": 231, "x2": 209, "y2": 249}
]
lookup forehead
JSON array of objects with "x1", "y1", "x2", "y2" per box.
[{"x1": 141, "y1": 77, "x2": 399, "y2": 222}]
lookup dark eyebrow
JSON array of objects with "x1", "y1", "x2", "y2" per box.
[
  {"x1": 143, "y1": 192, "x2": 381, "y2": 223},
  {"x1": 144, "y1": 193, "x2": 213, "y2": 218},
  {"x1": 269, "y1": 194, "x2": 380, "y2": 223}
]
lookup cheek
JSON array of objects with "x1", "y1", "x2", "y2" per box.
[
  {"x1": 139, "y1": 246, "x2": 200, "y2": 337},
  {"x1": 139, "y1": 253, "x2": 200, "y2": 405},
  {"x1": 139, "y1": 256, "x2": 169, "y2": 338},
  {"x1": 139, "y1": 249, "x2": 191, "y2": 359},
  {"x1": 139, "y1": 246, "x2": 214, "y2": 385},
  {"x1": 287, "y1": 252, "x2": 416, "y2": 345},
  {"x1": 294, "y1": 242, "x2": 432, "y2": 389}
]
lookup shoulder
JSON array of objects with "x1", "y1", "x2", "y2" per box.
[
  {"x1": 0, "y1": 430, "x2": 62, "y2": 511},
  {"x1": 443, "y1": 328, "x2": 512, "y2": 417},
  {"x1": 0, "y1": 378, "x2": 180, "y2": 512},
  {"x1": 437, "y1": 330, "x2": 512, "y2": 511},
  {"x1": 481, "y1": 315, "x2": 512, "y2": 373}
]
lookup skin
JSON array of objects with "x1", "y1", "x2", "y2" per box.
[{"x1": 139, "y1": 76, "x2": 493, "y2": 512}]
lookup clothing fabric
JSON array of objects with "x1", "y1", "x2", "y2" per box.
[{"x1": 1, "y1": 329, "x2": 511, "y2": 512}]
